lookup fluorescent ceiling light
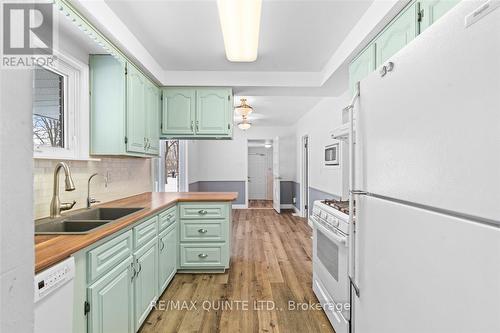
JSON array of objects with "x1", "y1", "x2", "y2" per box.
[{"x1": 217, "y1": 0, "x2": 262, "y2": 62}]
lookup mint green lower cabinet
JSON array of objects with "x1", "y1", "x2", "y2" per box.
[
  {"x1": 420, "y1": 0, "x2": 460, "y2": 32},
  {"x1": 178, "y1": 202, "x2": 231, "y2": 270},
  {"x1": 349, "y1": 44, "x2": 376, "y2": 96},
  {"x1": 87, "y1": 257, "x2": 134, "y2": 333},
  {"x1": 133, "y1": 238, "x2": 158, "y2": 331},
  {"x1": 158, "y1": 224, "x2": 177, "y2": 294},
  {"x1": 375, "y1": 2, "x2": 418, "y2": 67},
  {"x1": 179, "y1": 243, "x2": 227, "y2": 268}
]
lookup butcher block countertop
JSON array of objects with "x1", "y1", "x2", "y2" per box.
[{"x1": 35, "y1": 192, "x2": 237, "y2": 273}]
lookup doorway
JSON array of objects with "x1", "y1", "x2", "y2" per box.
[
  {"x1": 158, "y1": 140, "x2": 187, "y2": 192},
  {"x1": 301, "y1": 135, "x2": 309, "y2": 217},
  {"x1": 247, "y1": 140, "x2": 273, "y2": 209}
]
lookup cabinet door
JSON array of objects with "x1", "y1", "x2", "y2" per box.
[
  {"x1": 162, "y1": 88, "x2": 196, "y2": 135},
  {"x1": 134, "y1": 240, "x2": 158, "y2": 331},
  {"x1": 195, "y1": 89, "x2": 231, "y2": 135},
  {"x1": 375, "y1": 2, "x2": 418, "y2": 67},
  {"x1": 126, "y1": 64, "x2": 146, "y2": 154},
  {"x1": 158, "y1": 225, "x2": 177, "y2": 294},
  {"x1": 349, "y1": 44, "x2": 376, "y2": 96},
  {"x1": 88, "y1": 257, "x2": 134, "y2": 333},
  {"x1": 420, "y1": 0, "x2": 460, "y2": 32},
  {"x1": 145, "y1": 81, "x2": 160, "y2": 156}
]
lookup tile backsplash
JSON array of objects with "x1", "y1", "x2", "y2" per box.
[{"x1": 34, "y1": 157, "x2": 152, "y2": 219}]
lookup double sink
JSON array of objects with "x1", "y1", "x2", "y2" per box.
[{"x1": 35, "y1": 207, "x2": 143, "y2": 235}]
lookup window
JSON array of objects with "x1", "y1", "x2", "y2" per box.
[
  {"x1": 165, "y1": 140, "x2": 179, "y2": 192},
  {"x1": 32, "y1": 50, "x2": 89, "y2": 160},
  {"x1": 33, "y1": 67, "x2": 66, "y2": 148}
]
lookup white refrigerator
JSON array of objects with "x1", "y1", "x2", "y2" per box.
[{"x1": 349, "y1": 1, "x2": 500, "y2": 332}]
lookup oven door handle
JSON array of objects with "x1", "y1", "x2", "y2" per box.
[{"x1": 311, "y1": 217, "x2": 347, "y2": 245}]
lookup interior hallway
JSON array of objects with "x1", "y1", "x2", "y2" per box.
[
  {"x1": 140, "y1": 209, "x2": 334, "y2": 333},
  {"x1": 248, "y1": 200, "x2": 273, "y2": 209}
]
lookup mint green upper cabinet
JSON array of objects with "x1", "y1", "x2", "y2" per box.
[
  {"x1": 349, "y1": 44, "x2": 376, "y2": 96},
  {"x1": 375, "y1": 2, "x2": 418, "y2": 67},
  {"x1": 88, "y1": 257, "x2": 134, "y2": 333},
  {"x1": 90, "y1": 55, "x2": 127, "y2": 156},
  {"x1": 145, "y1": 81, "x2": 160, "y2": 156},
  {"x1": 134, "y1": 239, "x2": 158, "y2": 331},
  {"x1": 420, "y1": 0, "x2": 460, "y2": 32},
  {"x1": 162, "y1": 88, "x2": 196, "y2": 135},
  {"x1": 90, "y1": 55, "x2": 161, "y2": 157},
  {"x1": 158, "y1": 224, "x2": 177, "y2": 294},
  {"x1": 161, "y1": 87, "x2": 233, "y2": 139},
  {"x1": 126, "y1": 64, "x2": 146, "y2": 154},
  {"x1": 196, "y1": 88, "x2": 231, "y2": 135}
]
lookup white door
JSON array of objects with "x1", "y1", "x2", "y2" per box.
[
  {"x1": 272, "y1": 137, "x2": 280, "y2": 213},
  {"x1": 248, "y1": 153, "x2": 267, "y2": 199}
]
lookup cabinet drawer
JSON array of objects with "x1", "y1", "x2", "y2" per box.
[
  {"x1": 87, "y1": 230, "x2": 133, "y2": 282},
  {"x1": 134, "y1": 215, "x2": 158, "y2": 249},
  {"x1": 179, "y1": 243, "x2": 227, "y2": 268},
  {"x1": 180, "y1": 203, "x2": 227, "y2": 219},
  {"x1": 159, "y1": 206, "x2": 176, "y2": 231},
  {"x1": 180, "y1": 220, "x2": 225, "y2": 242}
]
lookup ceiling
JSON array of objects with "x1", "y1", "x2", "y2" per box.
[
  {"x1": 104, "y1": 0, "x2": 373, "y2": 72},
  {"x1": 233, "y1": 95, "x2": 320, "y2": 126}
]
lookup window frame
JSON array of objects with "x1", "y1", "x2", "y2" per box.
[{"x1": 33, "y1": 49, "x2": 90, "y2": 160}]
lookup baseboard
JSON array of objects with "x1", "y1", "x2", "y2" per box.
[
  {"x1": 232, "y1": 204, "x2": 248, "y2": 209},
  {"x1": 293, "y1": 206, "x2": 300, "y2": 214},
  {"x1": 280, "y1": 204, "x2": 294, "y2": 209}
]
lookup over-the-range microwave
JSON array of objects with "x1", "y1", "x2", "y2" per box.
[{"x1": 324, "y1": 143, "x2": 339, "y2": 166}]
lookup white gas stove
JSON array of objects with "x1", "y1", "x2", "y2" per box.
[{"x1": 311, "y1": 199, "x2": 350, "y2": 333}]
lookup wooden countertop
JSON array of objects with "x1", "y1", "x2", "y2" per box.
[{"x1": 35, "y1": 192, "x2": 237, "y2": 273}]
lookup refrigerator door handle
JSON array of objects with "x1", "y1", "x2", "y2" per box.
[{"x1": 349, "y1": 275, "x2": 360, "y2": 297}]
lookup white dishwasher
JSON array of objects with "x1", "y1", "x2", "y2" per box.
[{"x1": 34, "y1": 257, "x2": 75, "y2": 333}]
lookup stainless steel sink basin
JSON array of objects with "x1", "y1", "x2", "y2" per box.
[
  {"x1": 35, "y1": 220, "x2": 112, "y2": 234},
  {"x1": 66, "y1": 207, "x2": 143, "y2": 221},
  {"x1": 35, "y1": 207, "x2": 143, "y2": 235}
]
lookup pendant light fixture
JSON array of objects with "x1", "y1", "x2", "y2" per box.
[
  {"x1": 234, "y1": 98, "x2": 253, "y2": 117},
  {"x1": 238, "y1": 115, "x2": 252, "y2": 130}
]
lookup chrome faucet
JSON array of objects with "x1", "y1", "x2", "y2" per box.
[
  {"x1": 49, "y1": 162, "x2": 76, "y2": 218},
  {"x1": 87, "y1": 173, "x2": 100, "y2": 208}
]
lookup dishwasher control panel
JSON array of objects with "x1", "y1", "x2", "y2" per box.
[{"x1": 34, "y1": 257, "x2": 75, "y2": 302}]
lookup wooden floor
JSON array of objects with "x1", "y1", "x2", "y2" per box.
[
  {"x1": 140, "y1": 209, "x2": 335, "y2": 333},
  {"x1": 248, "y1": 200, "x2": 273, "y2": 209}
]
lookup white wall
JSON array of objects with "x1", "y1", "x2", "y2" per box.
[
  {"x1": 188, "y1": 126, "x2": 296, "y2": 183},
  {"x1": 0, "y1": 70, "x2": 34, "y2": 333},
  {"x1": 295, "y1": 92, "x2": 350, "y2": 202}
]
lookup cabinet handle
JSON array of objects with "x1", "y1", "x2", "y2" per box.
[
  {"x1": 198, "y1": 228, "x2": 208, "y2": 234},
  {"x1": 159, "y1": 238, "x2": 165, "y2": 251},
  {"x1": 198, "y1": 253, "x2": 208, "y2": 259},
  {"x1": 190, "y1": 121, "x2": 194, "y2": 131},
  {"x1": 166, "y1": 214, "x2": 172, "y2": 220},
  {"x1": 198, "y1": 209, "x2": 208, "y2": 215},
  {"x1": 130, "y1": 262, "x2": 136, "y2": 282},
  {"x1": 137, "y1": 262, "x2": 142, "y2": 274},
  {"x1": 196, "y1": 120, "x2": 199, "y2": 132}
]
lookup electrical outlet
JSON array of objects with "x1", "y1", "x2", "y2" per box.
[{"x1": 292, "y1": 197, "x2": 296, "y2": 204}]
